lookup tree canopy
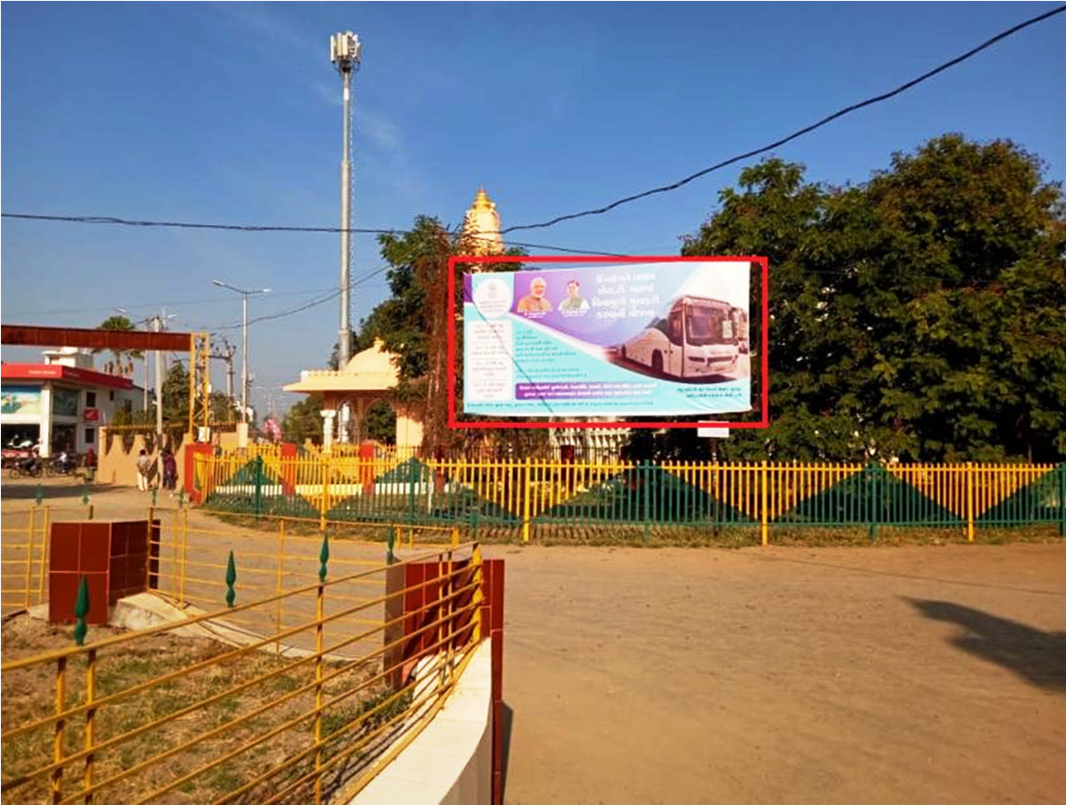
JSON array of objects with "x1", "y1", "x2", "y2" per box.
[{"x1": 679, "y1": 134, "x2": 1065, "y2": 462}]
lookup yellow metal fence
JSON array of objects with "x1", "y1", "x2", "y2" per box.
[
  {"x1": 1, "y1": 541, "x2": 485, "y2": 804},
  {"x1": 195, "y1": 455, "x2": 1066, "y2": 544}
]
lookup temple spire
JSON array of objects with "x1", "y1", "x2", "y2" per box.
[{"x1": 461, "y1": 187, "x2": 504, "y2": 257}]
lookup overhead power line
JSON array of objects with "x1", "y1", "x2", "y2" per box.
[
  {"x1": 499, "y1": 3, "x2": 1066, "y2": 233},
  {"x1": 0, "y1": 212, "x2": 619, "y2": 256},
  {"x1": 2, "y1": 6, "x2": 1061, "y2": 257}
]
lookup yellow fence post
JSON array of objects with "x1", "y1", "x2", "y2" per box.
[
  {"x1": 760, "y1": 461, "x2": 769, "y2": 546},
  {"x1": 966, "y1": 462, "x2": 975, "y2": 542},
  {"x1": 320, "y1": 454, "x2": 329, "y2": 532},
  {"x1": 37, "y1": 507, "x2": 51, "y2": 606},
  {"x1": 52, "y1": 656, "x2": 67, "y2": 801},
  {"x1": 24, "y1": 507, "x2": 35, "y2": 611},
  {"x1": 472, "y1": 544, "x2": 484, "y2": 644},
  {"x1": 522, "y1": 458, "x2": 532, "y2": 543},
  {"x1": 275, "y1": 519, "x2": 286, "y2": 653},
  {"x1": 84, "y1": 648, "x2": 97, "y2": 800},
  {"x1": 313, "y1": 573, "x2": 325, "y2": 803},
  {"x1": 180, "y1": 507, "x2": 189, "y2": 606}
]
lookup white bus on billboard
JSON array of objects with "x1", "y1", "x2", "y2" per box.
[{"x1": 619, "y1": 296, "x2": 745, "y2": 380}]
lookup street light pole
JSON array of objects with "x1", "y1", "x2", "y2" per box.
[
  {"x1": 213, "y1": 280, "x2": 271, "y2": 427},
  {"x1": 331, "y1": 30, "x2": 361, "y2": 444},
  {"x1": 241, "y1": 292, "x2": 250, "y2": 425},
  {"x1": 153, "y1": 315, "x2": 164, "y2": 438}
]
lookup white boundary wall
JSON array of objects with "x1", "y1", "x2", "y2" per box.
[{"x1": 352, "y1": 640, "x2": 493, "y2": 805}]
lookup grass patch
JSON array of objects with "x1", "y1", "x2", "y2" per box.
[{"x1": 0, "y1": 615, "x2": 424, "y2": 803}]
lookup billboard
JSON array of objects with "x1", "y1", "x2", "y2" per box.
[
  {"x1": 1, "y1": 386, "x2": 42, "y2": 416},
  {"x1": 461, "y1": 259, "x2": 754, "y2": 419}
]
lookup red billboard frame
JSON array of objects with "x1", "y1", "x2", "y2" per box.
[{"x1": 447, "y1": 255, "x2": 769, "y2": 430}]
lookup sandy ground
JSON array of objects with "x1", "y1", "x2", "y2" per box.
[
  {"x1": 489, "y1": 543, "x2": 1066, "y2": 805},
  {"x1": 4, "y1": 477, "x2": 1065, "y2": 804}
]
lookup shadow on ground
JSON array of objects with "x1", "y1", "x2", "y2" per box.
[
  {"x1": 908, "y1": 598, "x2": 1066, "y2": 694},
  {"x1": 1, "y1": 479, "x2": 96, "y2": 501},
  {"x1": 500, "y1": 702, "x2": 513, "y2": 801}
]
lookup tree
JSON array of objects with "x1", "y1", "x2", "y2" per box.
[
  {"x1": 93, "y1": 315, "x2": 142, "y2": 377},
  {"x1": 678, "y1": 134, "x2": 1065, "y2": 462},
  {"x1": 282, "y1": 393, "x2": 324, "y2": 446},
  {"x1": 353, "y1": 215, "x2": 535, "y2": 457}
]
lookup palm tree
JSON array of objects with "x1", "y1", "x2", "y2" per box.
[{"x1": 94, "y1": 315, "x2": 143, "y2": 377}]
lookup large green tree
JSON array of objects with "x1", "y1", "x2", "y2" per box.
[
  {"x1": 679, "y1": 134, "x2": 1065, "y2": 462},
  {"x1": 351, "y1": 216, "x2": 537, "y2": 457}
]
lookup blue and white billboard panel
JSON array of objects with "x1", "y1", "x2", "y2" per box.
[{"x1": 463, "y1": 261, "x2": 751, "y2": 417}]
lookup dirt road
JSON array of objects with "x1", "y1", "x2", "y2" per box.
[
  {"x1": 5, "y1": 478, "x2": 1064, "y2": 803},
  {"x1": 489, "y1": 543, "x2": 1066, "y2": 804}
]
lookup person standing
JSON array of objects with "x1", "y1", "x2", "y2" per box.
[
  {"x1": 84, "y1": 445, "x2": 97, "y2": 483},
  {"x1": 162, "y1": 449, "x2": 178, "y2": 494},
  {"x1": 136, "y1": 449, "x2": 151, "y2": 492}
]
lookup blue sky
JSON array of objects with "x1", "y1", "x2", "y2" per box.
[{"x1": 3, "y1": 3, "x2": 1064, "y2": 418}]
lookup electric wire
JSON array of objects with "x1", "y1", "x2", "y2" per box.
[
  {"x1": 3, "y1": 6, "x2": 1060, "y2": 242},
  {"x1": 498, "y1": 3, "x2": 1066, "y2": 233}
]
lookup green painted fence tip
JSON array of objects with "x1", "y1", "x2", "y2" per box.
[
  {"x1": 74, "y1": 577, "x2": 90, "y2": 646},
  {"x1": 319, "y1": 534, "x2": 330, "y2": 583},
  {"x1": 35, "y1": 483, "x2": 43, "y2": 506},
  {"x1": 225, "y1": 551, "x2": 237, "y2": 608}
]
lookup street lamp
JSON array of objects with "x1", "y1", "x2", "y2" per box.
[
  {"x1": 330, "y1": 30, "x2": 362, "y2": 443},
  {"x1": 212, "y1": 280, "x2": 271, "y2": 425},
  {"x1": 116, "y1": 307, "x2": 174, "y2": 434}
]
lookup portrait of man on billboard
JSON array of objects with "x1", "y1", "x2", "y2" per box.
[
  {"x1": 517, "y1": 277, "x2": 553, "y2": 314},
  {"x1": 558, "y1": 279, "x2": 590, "y2": 315}
]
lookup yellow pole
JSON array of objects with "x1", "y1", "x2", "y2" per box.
[
  {"x1": 472, "y1": 544, "x2": 484, "y2": 644},
  {"x1": 966, "y1": 462, "x2": 975, "y2": 542},
  {"x1": 760, "y1": 461, "x2": 769, "y2": 546},
  {"x1": 313, "y1": 579, "x2": 325, "y2": 803},
  {"x1": 320, "y1": 455, "x2": 329, "y2": 532},
  {"x1": 84, "y1": 648, "x2": 96, "y2": 801},
  {"x1": 24, "y1": 507, "x2": 35, "y2": 611},
  {"x1": 275, "y1": 519, "x2": 286, "y2": 653},
  {"x1": 522, "y1": 458, "x2": 532, "y2": 543},
  {"x1": 37, "y1": 507, "x2": 52, "y2": 606},
  {"x1": 53, "y1": 656, "x2": 67, "y2": 801},
  {"x1": 180, "y1": 507, "x2": 189, "y2": 606}
]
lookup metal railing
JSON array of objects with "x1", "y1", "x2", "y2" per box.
[
  {"x1": 195, "y1": 455, "x2": 1066, "y2": 544},
  {"x1": 1, "y1": 541, "x2": 485, "y2": 804},
  {"x1": 1, "y1": 501, "x2": 461, "y2": 621},
  {"x1": 1, "y1": 506, "x2": 94, "y2": 615}
]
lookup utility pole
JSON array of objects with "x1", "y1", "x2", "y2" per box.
[
  {"x1": 212, "y1": 280, "x2": 271, "y2": 430},
  {"x1": 208, "y1": 339, "x2": 237, "y2": 418},
  {"x1": 152, "y1": 315, "x2": 164, "y2": 439},
  {"x1": 330, "y1": 30, "x2": 361, "y2": 444}
]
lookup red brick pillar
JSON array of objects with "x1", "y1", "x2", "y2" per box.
[
  {"x1": 49, "y1": 520, "x2": 153, "y2": 625},
  {"x1": 184, "y1": 443, "x2": 212, "y2": 503},
  {"x1": 359, "y1": 441, "x2": 376, "y2": 495},
  {"x1": 280, "y1": 442, "x2": 297, "y2": 495}
]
